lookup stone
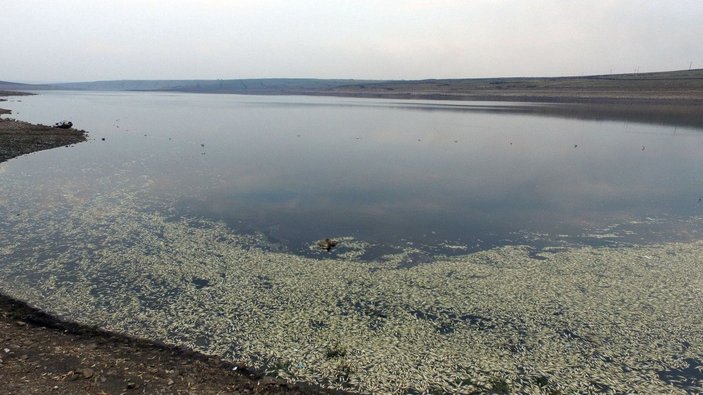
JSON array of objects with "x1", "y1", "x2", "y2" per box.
[{"x1": 81, "y1": 368, "x2": 94, "y2": 379}]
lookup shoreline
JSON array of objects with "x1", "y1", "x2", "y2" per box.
[
  {"x1": 7, "y1": 88, "x2": 703, "y2": 130},
  {"x1": 178, "y1": 89, "x2": 703, "y2": 106},
  {"x1": 0, "y1": 93, "x2": 87, "y2": 163},
  {"x1": 0, "y1": 292, "x2": 334, "y2": 394},
  {"x1": 13, "y1": 68, "x2": 702, "y2": 107},
  {"x1": 0, "y1": 91, "x2": 335, "y2": 394}
]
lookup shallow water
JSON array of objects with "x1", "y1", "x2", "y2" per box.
[{"x1": 1, "y1": 92, "x2": 702, "y2": 393}]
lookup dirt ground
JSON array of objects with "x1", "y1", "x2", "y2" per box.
[{"x1": 0, "y1": 294, "x2": 336, "y2": 395}]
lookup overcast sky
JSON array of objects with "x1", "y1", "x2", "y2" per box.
[{"x1": 2, "y1": 0, "x2": 702, "y2": 82}]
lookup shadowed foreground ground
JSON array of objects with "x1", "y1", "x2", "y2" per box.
[{"x1": 0, "y1": 294, "x2": 334, "y2": 394}]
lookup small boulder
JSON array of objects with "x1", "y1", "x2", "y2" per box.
[
  {"x1": 81, "y1": 368, "x2": 95, "y2": 379},
  {"x1": 317, "y1": 238, "x2": 338, "y2": 251}
]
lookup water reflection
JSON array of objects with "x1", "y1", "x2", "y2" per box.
[
  {"x1": 382, "y1": 101, "x2": 703, "y2": 129},
  {"x1": 3, "y1": 92, "x2": 703, "y2": 256}
]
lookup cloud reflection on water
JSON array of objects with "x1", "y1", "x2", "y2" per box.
[{"x1": 4, "y1": 92, "x2": 703, "y2": 254}]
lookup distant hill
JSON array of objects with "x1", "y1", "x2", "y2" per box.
[
  {"x1": 2, "y1": 69, "x2": 703, "y2": 104},
  {"x1": 324, "y1": 68, "x2": 703, "y2": 103},
  {"x1": 47, "y1": 79, "x2": 383, "y2": 94},
  {"x1": 0, "y1": 81, "x2": 52, "y2": 91}
]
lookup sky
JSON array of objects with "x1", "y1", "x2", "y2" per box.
[{"x1": 2, "y1": 0, "x2": 703, "y2": 82}]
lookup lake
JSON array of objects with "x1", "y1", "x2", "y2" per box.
[{"x1": 1, "y1": 92, "x2": 702, "y2": 393}]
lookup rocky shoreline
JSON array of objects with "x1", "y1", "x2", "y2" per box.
[{"x1": 0, "y1": 109, "x2": 87, "y2": 164}]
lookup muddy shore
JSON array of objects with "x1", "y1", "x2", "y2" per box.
[{"x1": 0, "y1": 92, "x2": 335, "y2": 394}]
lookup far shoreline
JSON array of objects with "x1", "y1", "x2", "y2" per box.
[
  {"x1": 5, "y1": 87, "x2": 703, "y2": 130},
  {"x1": 4, "y1": 68, "x2": 703, "y2": 107}
]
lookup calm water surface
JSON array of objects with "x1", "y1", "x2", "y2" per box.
[{"x1": 4, "y1": 91, "x2": 702, "y2": 256}]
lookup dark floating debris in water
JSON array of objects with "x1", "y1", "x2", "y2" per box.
[
  {"x1": 53, "y1": 121, "x2": 73, "y2": 129},
  {"x1": 574, "y1": 144, "x2": 578, "y2": 148},
  {"x1": 317, "y1": 238, "x2": 338, "y2": 251},
  {"x1": 101, "y1": 137, "x2": 105, "y2": 141}
]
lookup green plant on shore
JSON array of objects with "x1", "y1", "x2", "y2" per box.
[{"x1": 262, "y1": 357, "x2": 291, "y2": 376}]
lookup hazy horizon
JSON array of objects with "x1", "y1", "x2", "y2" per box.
[
  {"x1": 7, "y1": 66, "x2": 703, "y2": 86},
  {"x1": 2, "y1": 1, "x2": 702, "y2": 82}
]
